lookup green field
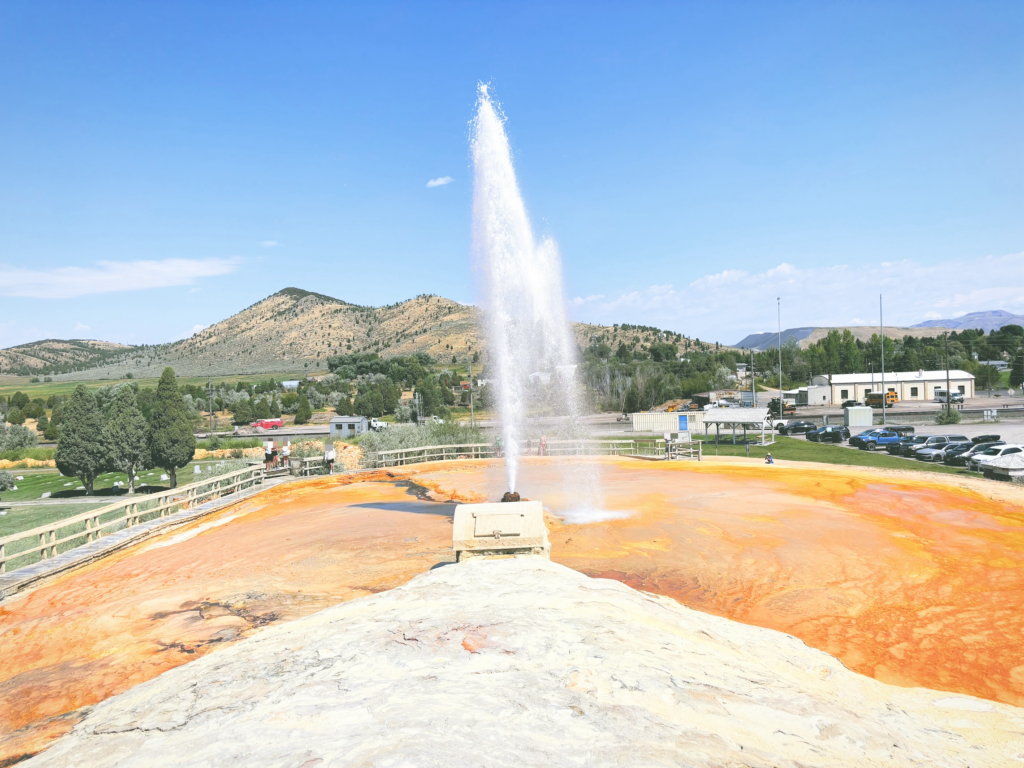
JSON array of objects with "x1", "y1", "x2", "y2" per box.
[
  {"x1": 0, "y1": 371, "x2": 323, "y2": 401},
  {"x1": 0, "y1": 459, "x2": 246, "y2": 503},
  {"x1": 696, "y1": 435, "x2": 967, "y2": 475}
]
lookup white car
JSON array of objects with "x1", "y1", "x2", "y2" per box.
[{"x1": 968, "y1": 444, "x2": 1023, "y2": 471}]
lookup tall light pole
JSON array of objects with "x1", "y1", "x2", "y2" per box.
[
  {"x1": 880, "y1": 294, "x2": 886, "y2": 425},
  {"x1": 777, "y1": 297, "x2": 783, "y2": 422},
  {"x1": 944, "y1": 332, "x2": 952, "y2": 419}
]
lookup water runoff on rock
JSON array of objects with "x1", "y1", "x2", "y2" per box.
[{"x1": 471, "y1": 83, "x2": 607, "y2": 519}]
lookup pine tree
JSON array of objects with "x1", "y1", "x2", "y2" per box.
[
  {"x1": 270, "y1": 395, "x2": 282, "y2": 418},
  {"x1": 149, "y1": 368, "x2": 196, "y2": 488},
  {"x1": 103, "y1": 386, "x2": 150, "y2": 493},
  {"x1": 255, "y1": 397, "x2": 272, "y2": 420},
  {"x1": 55, "y1": 384, "x2": 107, "y2": 495},
  {"x1": 294, "y1": 395, "x2": 313, "y2": 424},
  {"x1": 231, "y1": 399, "x2": 253, "y2": 425}
]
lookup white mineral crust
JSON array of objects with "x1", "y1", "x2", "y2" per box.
[{"x1": 25, "y1": 558, "x2": 1024, "y2": 767}]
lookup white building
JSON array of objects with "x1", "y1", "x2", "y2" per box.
[{"x1": 813, "y1": 370, "x2": 975, "y2": 403}]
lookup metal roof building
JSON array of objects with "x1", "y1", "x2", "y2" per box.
[{"x1": 813, "y1": 370, "x2": 975, "y2": 403}]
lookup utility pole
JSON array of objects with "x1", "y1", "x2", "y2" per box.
[
  {"x1": 880, "y1": 294, "x2": 886, "y2": 425},
  {"x1": 207, "y1": 379, "x2": 214, "y2": 434},
  {"x1": 467, "y1": 356, "x2": 475, "y2": 428},
  {"x1": 944, "y1": 332, "x2": 952, "y2": 419},
  {"x1": 777, "y1": 297, "x2": 783, "y2": 422},
  {"x1": 750, "y1": 347, "x2": 756, "y2": 408}
]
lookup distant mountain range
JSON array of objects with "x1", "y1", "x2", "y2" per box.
[
  {"x1": 0, "y1": 288, "x2": 705, "y2": 380},
  {"x1": 911, "y1": 310, "x2": 1024, "y2": 333},
  {"x1": 735, "y1": 309, "x2": 1024, "y2": 351}
]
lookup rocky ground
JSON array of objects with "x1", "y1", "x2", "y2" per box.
[{"x1": 24, "y1": 557, "x2": 1024, "y2": 767}]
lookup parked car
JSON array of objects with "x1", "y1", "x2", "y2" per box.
[
  {"x1": 945, "y1": 441, "x2": 1004, "y2": 466},
  {"x1": 840, "y1": 400, "x2": 860, "y2": 408},
  {"x1": 778, "y1": 420, "x2": 817, "y2": 436},
  {"x1": 972, "y1": 434, "x2": 1001, "y2": 444},
  {"x1": 889, "y1": 436, "x2": 924, "y2": 455},
  {"x1": 895, "y1": 435, "x2": 932, "y2": 456},
  {"x1": 850, "y1": 429, "x2": 901, "y2": 451},
  {"x1": 969, "y1": 444, "x2": 1023, "y2": 471},
  {"x1": 806, "y1": 425, "x2": 851, "y2": 443},
  {"x1": 915, "y1": 436, "x2": 971, "y2": 462},
  {"x1": 908, "y1": 435, "x2": 951, "y2": 458},
  {"x1": 888, "y1": 425, "x2": 916, "y2": 436},
  {"x1": 251, "y1": 418, "x2": 283, "y2": 430}
]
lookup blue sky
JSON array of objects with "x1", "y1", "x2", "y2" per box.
[{"x1": 1, "y1": 1, "x2": 1022, "y2": 348}]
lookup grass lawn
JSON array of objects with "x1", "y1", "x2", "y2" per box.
[
  {"x1": 696, "y1": 435, "x2": 969, "y2": 476},
  {"x1": 0, "y1": 460, "x2": 243, "y2": 503},
  {"x1": 0, "y1": 502, "x2": 109, "y2": 539}
]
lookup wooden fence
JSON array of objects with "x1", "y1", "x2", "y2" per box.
[
  {"x1": 369, "y1": 438, "x2": 703, "y2": 468},
  {"x1": 0, "y1": 464, "x2": 265, "y2": 575}
]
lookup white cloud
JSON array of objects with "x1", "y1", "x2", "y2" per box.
[
  {"x1": 259, "y1": 241, "x2": 279, "y2": 248},
  {"x1": 426, "y1": 176, "x2": 454, "y2": 188},
  {"x1": 73, "y1": 323, "x2": 90, "y2": 332},
  {"x1": 174, "y1": 324, "x2": 208, "y2": 341},
  {"x1": 568, "y1": 251, "x2": 1024, "y2": 345},
  {"x1": 0, "y1": 257, "x2": 242, "y2": 299}
]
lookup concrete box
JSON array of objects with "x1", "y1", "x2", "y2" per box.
[
  {"x1": 844, "y1": 406, "x2": 874, "y2": 427},
  {"x1": 452, "y1": 501, "x2": 550, "y2": 561}
]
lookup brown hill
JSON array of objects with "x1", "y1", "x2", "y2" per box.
[
  {"x1": 5, "y1": 288, "x2": 720, "y2": 381},
  {"x1": 0, "y1": 339, "x2": 133, "y2": 376}
]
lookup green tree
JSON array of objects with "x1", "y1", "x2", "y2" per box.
[
  {"x1": 975, "y1": 364, "x2": 1002, "y2": 395},
  {"x1": 10, "y1": 391, "x2": 29, "y2": 410},
  {"x1": 44, "y1": 418, "x2": 60, "y2": 441},
  {"x1": 103, "y1": 386, "x2": 150, "y2": 493},
  {"x1": 270, "y1": 395, "x2": 282, "y2": 418},
  {"x1": 1011, "y1": 349, "x2": 1024, "y2": 389},
  {"x1": 335, "y1": 396, "x2": 352, "y2": 416},
  {"x1": 55, "y1": 384, "x2": 107, "y2": 495},
  {"x1": 294, "y1": 395, "x2": 313, "y2": 424},
  {"x1": 254, "y1": 397, "x2": 271, "y2": 420},
  {"x1": 231, "y1": 399, "x2": 253, "y2": 425},
  {"x1": 6, "y1": 408, "x2": 25, "y2": 426},
  {"x1": 36, "y1": 413, "x2": 49, "y2": 433},
  {"x1": 149, "y1": 368, "x2": 196, "y2": 489}
]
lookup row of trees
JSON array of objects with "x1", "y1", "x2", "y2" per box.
[
  {"x1": 750, "y1": 326, "x2": 1024, "y2": 389},
  {"x1": 55, "y1": 368, "x2": 196, "y2": 494}
]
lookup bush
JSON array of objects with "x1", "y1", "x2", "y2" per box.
[
  {"x1": 0, "y1": 423, "x2": 39, "y2": 451},
  {"x1": 0, "y1": 447, "x2": 55, "y2": 462},
  {"x1": 936, "y1": 408, "x2": 962, "y2": 425}
]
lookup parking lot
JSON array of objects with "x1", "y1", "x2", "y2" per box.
[{"x1": 782, "y1": 420, "x2": 1024, "y2": 469}]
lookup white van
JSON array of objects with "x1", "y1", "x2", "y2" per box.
[{"x1": 933, "y1": 389, "x2": 964, "y2": 404}]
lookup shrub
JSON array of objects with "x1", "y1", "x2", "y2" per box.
[
  {"x1": 935, "y1": 408, "x2": 962, "y2": 425},
  {"x1": 0, "y1": 423, "x2": 39, "y2": 451}
]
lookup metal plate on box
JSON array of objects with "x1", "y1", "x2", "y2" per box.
[{"x1": 473, "y1": 512, "x2": 524, "y2": 537}]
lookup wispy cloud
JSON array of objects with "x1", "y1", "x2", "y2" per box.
[
  {"x1": 258, "y1": 240, "x2": 279, "y2": 248},
  {"x1": 0, "y1": 257, "x2": 242, "y2": 299},
  {"x1": 73, "y1": 323, "x2": 90, "y2": 332},
  {"x1": 569, "y1": 251, "x2": 1024, "y2": 344},
  {"x1": 175, "y1": 324, "x2": 208, "y2": 341},
  {"x1": 426, "y1": 176, "x2": 453, "y2": 188}
]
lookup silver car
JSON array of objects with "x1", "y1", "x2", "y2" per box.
[
  {"x1": 968, "y1": 444, "x2": 1023, "y2": 471},
  {"x1": 914, "y1": 435, "x2": 972, "y2": 462}
]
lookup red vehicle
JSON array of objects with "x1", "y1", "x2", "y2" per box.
[{"x1": 251, "y1": 418, "x2": 283, "y2": 430}]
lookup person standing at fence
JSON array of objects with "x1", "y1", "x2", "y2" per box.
[
  {"x1": 325, "y1": 442, "x2": 336, "y2": 474},
  {"x1": 282, "y1": 441, "x2": 291, "y2": 468},
  {"x1": 539, "y1": 434, "x2": 547, "y2": 456},
  {"x1": 526, "y1": 437, "x2": 532, "y2": 456},
  {"x1": 264, "y1": 440, "x2": 273, "y2": 471}
]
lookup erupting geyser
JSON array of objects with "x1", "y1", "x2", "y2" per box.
[{"x1": 471, "y1": 83, "x2": 598, "y2": 507}]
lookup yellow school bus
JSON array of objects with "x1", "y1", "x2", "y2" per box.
[{"x1": 865, "y1": 391, "x2": 899, "y2": 407}]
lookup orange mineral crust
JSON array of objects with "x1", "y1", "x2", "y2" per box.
[
  {"x1": 0, "y1": 478, "x2": 454, "y2": 764},
  {"x1": 411, "y1": 457, "x2": 1024, "y2": 707}
]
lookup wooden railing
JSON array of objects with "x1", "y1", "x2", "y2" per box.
[
  {"x1": 373, "y1": 444, "x2": 495, "y2": 468},
  {"x1": 0, "y1": 464, "x2": 265, "y2": 575},
  {"x1": 369, "y1": 438, "x2": 704, "y2": 468}
]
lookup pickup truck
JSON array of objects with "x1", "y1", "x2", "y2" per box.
[
  {"x1": 849, "y1": 429, "x2": 901, "y2": 451},
  {"x1": 768, "y1": 398, "x2": 796, "y2": 416},
  {"x1": 369, "y1": 418, "x2": 389, "y2": 432},
  {"x1": 251, "y1": 418, "x2": 283, "y2": 430}
]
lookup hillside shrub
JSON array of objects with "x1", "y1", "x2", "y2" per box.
[
  {"x1": 935, "y1": 408, "x2": 962, "y2": 425},
  {"x1": 0, "y1": 423, "x2": 39, "y2": 451}
]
